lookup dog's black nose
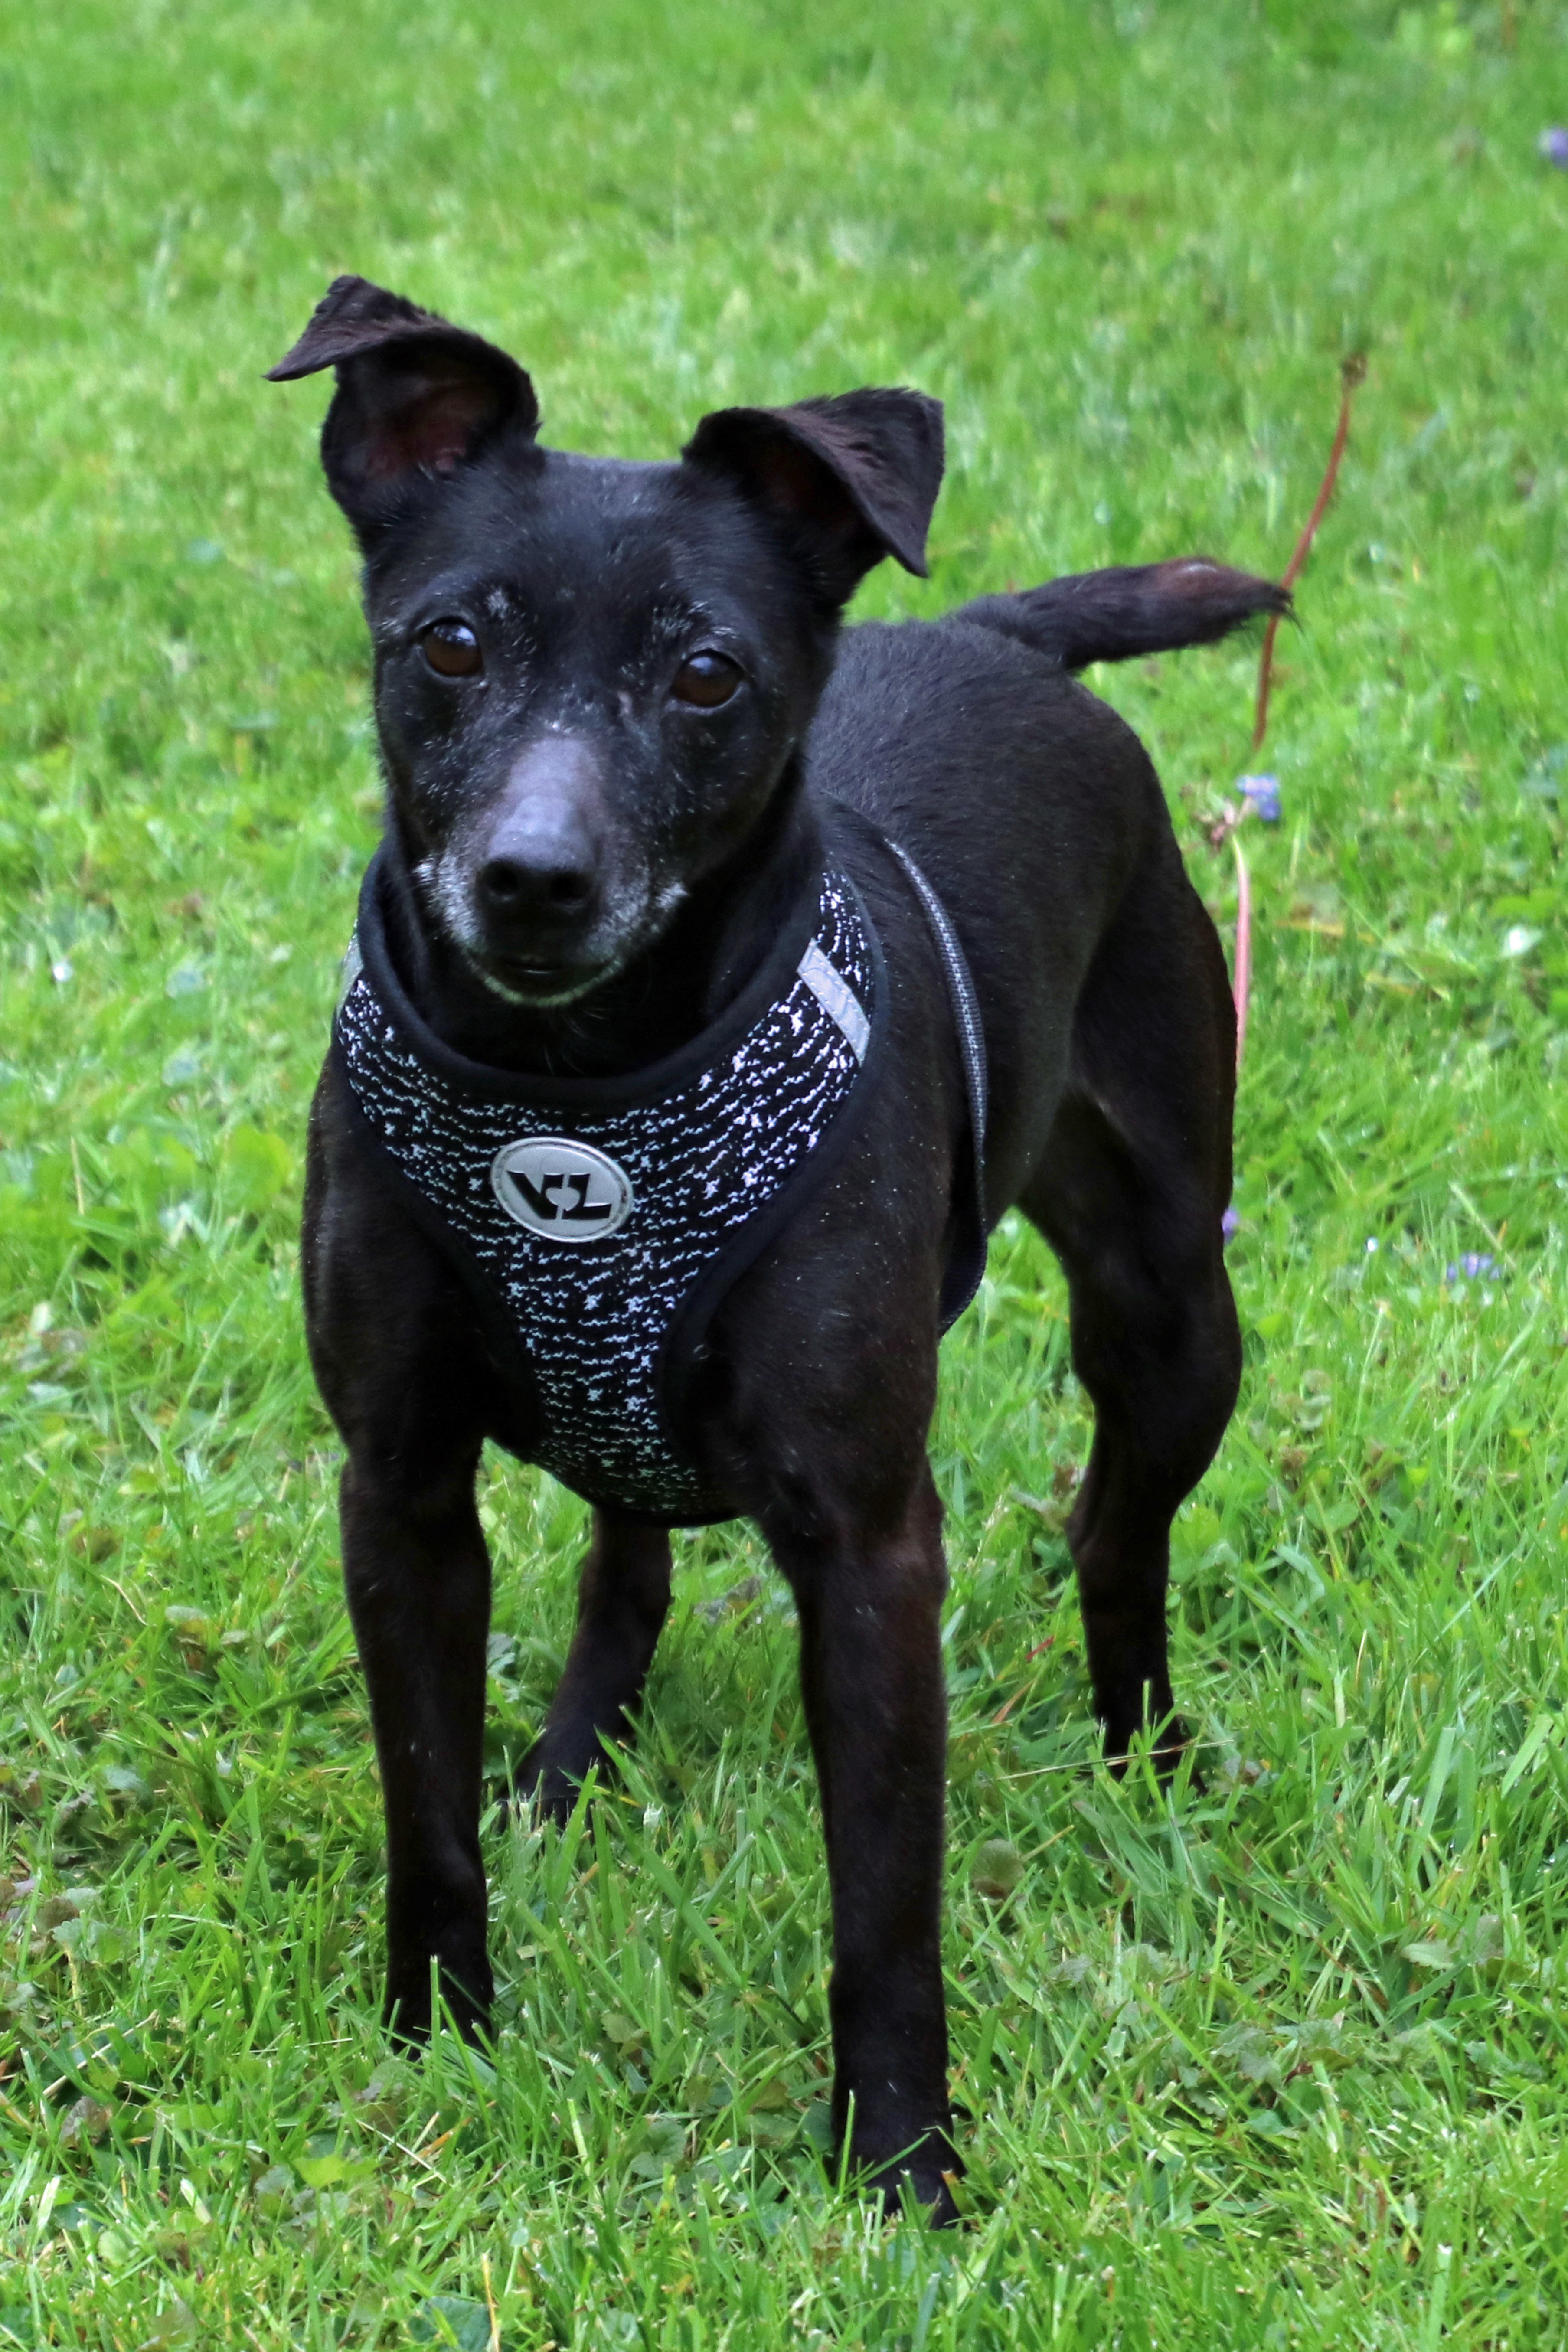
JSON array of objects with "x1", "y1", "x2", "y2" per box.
[
  {"x1": 477, "y1": 846, "x2": 596, "y2": 919},
  {"x1": 474, "y1": 739, "x2": 608, "y2": 947},
  {"x1": 474, "y1": 786, "x2": 602, "y2": 937}
]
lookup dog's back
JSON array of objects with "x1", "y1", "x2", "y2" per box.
[{"x1": 805, "y1": 558, "x2": 1282, "y2": 1197}]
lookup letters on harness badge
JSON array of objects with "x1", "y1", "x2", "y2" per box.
[{"x1": 490, "y1": 1137, "x2": 635, "y2": 1242}]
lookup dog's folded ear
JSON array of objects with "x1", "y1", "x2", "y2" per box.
[
  {"x1": 683, "y1": 389, "x2": 944, "y2": 607},
  {"x1": 268, "y1": 276, "x2": 539, "y2": 542}
]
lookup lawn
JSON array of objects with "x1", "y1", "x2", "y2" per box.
[{"x1": 3, "y1": 0, "x2": 1568, "y2": 2342}]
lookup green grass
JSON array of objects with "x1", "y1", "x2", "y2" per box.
[{"x1": 3, "y1": 0, "x2": 1568, "y2": 2341}]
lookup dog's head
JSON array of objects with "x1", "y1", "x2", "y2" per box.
[{"x1": 270, "y1": 277, "x2": 944, "y2": 1006}]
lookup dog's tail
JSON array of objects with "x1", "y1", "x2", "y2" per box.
[{"x1": 957, "y1": 558, "x2": 1290, "y2": 673}]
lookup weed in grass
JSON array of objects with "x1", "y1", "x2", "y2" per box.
[{"x1": 4, "y1": 0, "x2": 1568, "y2": 2344}]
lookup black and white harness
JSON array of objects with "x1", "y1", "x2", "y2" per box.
[{"x1": 333, "y1": 823, "x2": 987, "y2": 1525}]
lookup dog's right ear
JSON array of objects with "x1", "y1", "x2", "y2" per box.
[{"x1": 268, "y1": 276, "x2": 539, "y2": 542}]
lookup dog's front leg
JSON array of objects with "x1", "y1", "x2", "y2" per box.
[
  {"x1": 768, "y1": 1467, "x2": 958, "y2": 2223},
  {"x1": 517, "y1": 1513, "x2": 672, "y2": 1822},
  {"x1": 340, "y1": 1448, "x2": 494, "y2": 2045}
]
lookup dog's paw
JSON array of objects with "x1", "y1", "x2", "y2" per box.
[
  {"x1": 846, "y1": 2126, "x2": 964, "y2": 2229},
  {"x1": 503, "y1": 1742, "x2": 591, "y2": 1829},
  {"x1": 384, "y1": 1953, "x2": 494, "y2": 2050},
  {"x1": 1103, "y1": 1711, "x2": 1203, "y2": 1793}
]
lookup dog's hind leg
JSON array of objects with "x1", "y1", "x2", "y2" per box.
[
  {"x1": 1020, "y1": 826, "x2": 1241, "y2": 1770},
  {"x1": 516, "y1": 1514, "x2": 672, "y2": 1823}
]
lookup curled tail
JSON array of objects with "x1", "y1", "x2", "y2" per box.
[{"x1": 957, "y1": 558, "x2": 1289, "y2": 673}]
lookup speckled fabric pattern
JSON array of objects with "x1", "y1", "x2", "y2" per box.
[{"x1": 333, "y1": 865, "x2": 878, "y2": 1522}]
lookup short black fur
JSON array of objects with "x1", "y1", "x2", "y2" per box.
[{"x1": 274, "y1": 278, "x2": 1287, "y2": 2221}]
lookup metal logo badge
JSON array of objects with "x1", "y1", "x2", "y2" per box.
[{"x1": 490, "y1": 1137, "x2": 634, "y2": 1242}]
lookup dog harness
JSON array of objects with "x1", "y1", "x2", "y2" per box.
[{"x1": 333, "y1": 827, "x2": 986, "y2": 1525}]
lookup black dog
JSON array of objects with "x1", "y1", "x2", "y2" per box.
[{"x1": 271, "y1": 277, "x2": 1284, "y2": 2221}]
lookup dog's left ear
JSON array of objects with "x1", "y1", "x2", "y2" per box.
[{"x1": 683, "y1": 389, "x2": 944, "y2": 606}]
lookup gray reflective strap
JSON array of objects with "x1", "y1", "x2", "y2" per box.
[
  {"x1": 797, "y1": 938, "x2": 870, "y2": 1063},
  {"x1": 337, "y1": 931, "x2": 364, "y2": 1012}
]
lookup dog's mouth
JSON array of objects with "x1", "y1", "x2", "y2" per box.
[
  {"x1": 412, "y1": 849, "x2": 619, "y2": 1007},
  {"x1": 415, "y1": 846, "x2": 692, "y2": 1013},
  {"x1": 467, "y1": 945, "x2": 611, "y2": 1009}
]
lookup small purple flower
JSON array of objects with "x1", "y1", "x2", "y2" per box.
[
  {"x1": 1446, "y1": 1253, "x2": 1499, "y2": 1283},
  {"x1": 1539, "y1": 127, "x2": 1568, "y2": 170},
  {"x1": 1238, "y1": 773, "x2": 1282, "y2": 823},
  {"x1": 1221, "y1": 1204, "x2": 1241, "y2": 1246}
]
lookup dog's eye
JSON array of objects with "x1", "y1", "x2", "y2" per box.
[
  {"x1": 671, "y1": 650, "x2": 742, "y2": 709},
  {"x1": 419, "y1": 620, "x2": 483, "y2": 679}
]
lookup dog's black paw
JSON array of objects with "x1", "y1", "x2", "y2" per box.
[
  {"x1": 501, "y1": 1739, "x2": 596, "y2": 1829},
  {"x1": 843, "y1": 2124, "x2": 964, "y2": 2229},
  {"x1": 1103, "y1": 1710, "x2": 1203, "y2": 1793},
  {"x1": 861, "y1": 2155, "x2": 964, "y2": 2229},
  {"x1": 384, "y1": 1953, "x2": 494, "y2": 2050}
]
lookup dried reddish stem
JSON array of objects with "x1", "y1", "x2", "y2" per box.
[
  {"x1": 1232, "y1": 829, "x2": 1252, "y2": 1074},
  {"x1": 1250, "y1": 353, "x2": 1366, "y2": 758},
  {"x1": 1232, "y1": 355, "x2": 1367, "y2": 1077}
]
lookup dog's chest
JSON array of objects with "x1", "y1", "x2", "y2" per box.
[{"x1": 333, "y1": 861, "x2": 879, "y2": 1521}]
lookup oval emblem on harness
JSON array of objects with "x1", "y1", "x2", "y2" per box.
[{"x1": 490, "y1": 1137, "x2": 634, "y2": 1242}]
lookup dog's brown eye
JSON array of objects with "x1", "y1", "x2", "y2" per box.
[
  {"x1": 420, "y1": 620, "x2": 483, "y2": 679},
  {"x1": 671, "y1": 650, "x2": 742, "y2": 708}
]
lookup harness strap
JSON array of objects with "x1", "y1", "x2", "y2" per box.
[
  {"x1": 333, "y1": 849, "x2": 885, "y2": 1525},
  {"x1": 797, "y1": 936, "x2": 872, "y2": 1062},
  {"x1": 881, "y1": 839, "x2": 990, "y2": 1326}
]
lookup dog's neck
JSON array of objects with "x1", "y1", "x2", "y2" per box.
[{"x1": 377, "y1": 769, "x2": 824, "y2": 1080}]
